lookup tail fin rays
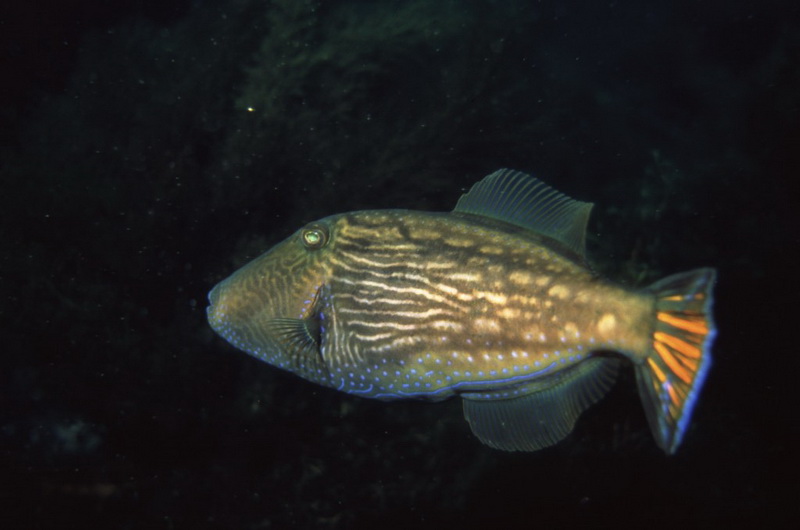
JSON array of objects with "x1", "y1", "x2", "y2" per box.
[{"x1": 636, "y1": 268, "x2": 716, "y2": 454}]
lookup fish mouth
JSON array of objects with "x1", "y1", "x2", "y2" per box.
[
  {"x1": 206, "y1": 280, "x2": 256, "y2": 352},
  {"x1": 206, "y1": 282, "x2": 228, "y2": 336}
]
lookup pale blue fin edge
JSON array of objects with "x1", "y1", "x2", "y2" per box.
[
  {"x1": 453, "y1": 169, "x2": 593, "y2": 259},
  {"x1": 636, "y1": 268, "x2": 716, "y2": 454},
  {"x1": 462, "y1": 357, "x2": 619, "y2": 452}
]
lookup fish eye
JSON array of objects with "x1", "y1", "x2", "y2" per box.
[{"x1": 300, "y1": 224, "x2": 329, "y2": 250}]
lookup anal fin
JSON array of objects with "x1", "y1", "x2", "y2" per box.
[{"x1": 462, "y1": 357, "x2": 618, "y2": 452}]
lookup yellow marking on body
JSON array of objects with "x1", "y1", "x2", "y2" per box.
[
  {"x1": 352, "y1": 320, "x2": 426, "y2": 331},
  {"x1": 424, "y1": 261, "x2": 457, "y2": 270},
  {"x1": 349, "y1": 295, "x2": 422, "y2": 307},
  {"x1": 340, "y1": 224, "x2": 403, "y2": 240},
  {"x1": 548, "y1": 284, "x2": 571, "y2": 299},
  {"x1": 477, "y1": 291, "x2": 507, "y2": 305},
  {"x1": 509, "y1": 271, "x2": 533, "y2": 285},
  {"x1": 654, "y1": 342, "x2": 693, "y2": 384},
  {"x1": 449, "y1": 272, "x2": 482, "y2": 282},
  {"x1": 467, "y1": 257, "x2": 488, "y2": 268},
  {"x1": 597, "y1": 313, "x2": 617, "y2": 335},
  {"x1": 342, "y1": 243, "x2": 420, "y2": 252},
  {"x1": 431, "y1": 321, "x2": 464, "y2": 332},
  {"x1": 499, "y1": 307, "x2": 520, "y2": 319},
  {"x1": 444, "y1": 238, "x2": 476, "y2": 248},
  {"x1": 658, "y1": 312, "x2": 709, "y2": 335},
  {"x1": 408, "y1": 227, "x2": 442, "y2": 240},
  {"x1": 575, "y1": 291, "x2": 593, "y2": 303},
  {"x1": 511, "y1": 294, "x2": 539, "y2": 307},
  {"x1": 341, "y1": 307, "x2": 450, "y2": 320},
  {"x1": 474, "y1": 318, "x2": 500, "y2": 332},
  {"x1": 535, "y1": 276, "x2": 551, "y2": 287},
  {"x1": 357, "y1": 332, "x2": 399, "y2": 342},
  {"x1": 387, "y1": 336, "x2": 426, "y2": 348},
  {"x1": 479, "y1": 246, "x2": 504, "y2": 255},
  {"x1": 655, "y1": 331, "x2": 701, "y2": 359},
  {"x1": 334, "y1": 250, "x2": 423, "y2": 269},
  {"x1": 357, "y1": 280, "x2": 450, "y2": 305},
  {"x1": 435, "y1": 283, "x2": 459, "y2": 296},
  {"x1": 564, "y1": 322, "x2": 578, "y2": 336}
]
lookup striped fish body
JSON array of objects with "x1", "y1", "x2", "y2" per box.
[
  {"x1": 297, "y1": 210, "x2": 651, "y2": 399},
  {"x1": 208, "y1": 170, "x2": 716, "y2": 454}
]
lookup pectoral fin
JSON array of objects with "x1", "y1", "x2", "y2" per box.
[{"x1": 265, "y1": 317, "x2": 327, "y2": 378}]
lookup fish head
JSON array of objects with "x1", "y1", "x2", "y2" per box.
[{"x1": 206, "y1": 216, "x2": 337, "y2": 370}]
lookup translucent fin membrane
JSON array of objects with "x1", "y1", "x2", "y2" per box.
[
  {"x1": 462, "y1": 357, "x2": 619, "y2": 451},
  {"x1": 454, "y1": 169, "x2": 593, "y2": 259},
  {"x1": 636, "y1": 268, "x2": 717, "y2": 454}
]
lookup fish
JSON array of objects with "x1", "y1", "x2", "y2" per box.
[{"x1": 207, "y1": 169, "x2": 716, "y2": 454}]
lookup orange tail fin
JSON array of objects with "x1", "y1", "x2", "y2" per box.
[{"x1": 636, "y1": 268, "x2": 717, "y2": 454}]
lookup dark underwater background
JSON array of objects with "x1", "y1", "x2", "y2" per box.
[{"x1": 1, "y1": 0, "x2": 797, "y2": 528}]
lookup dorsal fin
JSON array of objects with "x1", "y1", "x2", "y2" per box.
[{"x1": 453, "y1": 169, "x2": 593, "y2": 259}]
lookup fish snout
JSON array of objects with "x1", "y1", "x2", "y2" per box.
[
  {"x1": 206, "y1": 282, "x2": 226, "y2": 333},
  {"x1": 206, "y1": 281, "x2": 243, "y2": 345},
  {"x1": 207, "y1": 278, "x2": 265, "y2": 356}
]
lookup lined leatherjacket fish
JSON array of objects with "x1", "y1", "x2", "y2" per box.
[{"x1": 207, "y1": 169, "x2": 716, "y2": 454}]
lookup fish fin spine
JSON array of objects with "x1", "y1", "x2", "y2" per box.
[{"x1": 636, "y1": 268, "x2": 717, "y2": 454}]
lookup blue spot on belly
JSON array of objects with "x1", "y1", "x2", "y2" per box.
[{"x1": 372, "y1": 363, "x2": 556, "y2": 399}]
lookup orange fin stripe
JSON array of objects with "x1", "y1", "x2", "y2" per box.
[
  {"x1": 662, "y1": 293, "x2": 705, "y2": 302},
  {"x1": 676, "y1": 310, "x2": 704, "y2": 318},
  {"x1": 642, "y1": 268, "x2": 715, "y2": 454},
  {"x1": 654, "y1": 342, "x2": 693, "y2": 385},
  {"x1": 654, "y1": 331, "x2": 702, "y2": 359},
  {"x1": 647, "y1": 357, "x2": 667, "y2": 384},
  {"x1": 657, "y1": 311, "x2": 709, "y2": 335},
  {"x1": 665, "y1": 382, "x2": 681, "y2": 408},
  {"x1": 671, "y1": 382, "x2": 687, "y2": 403},
  {"x1": 679, "y1": 355, "x2": 698, "y2": 371}
]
